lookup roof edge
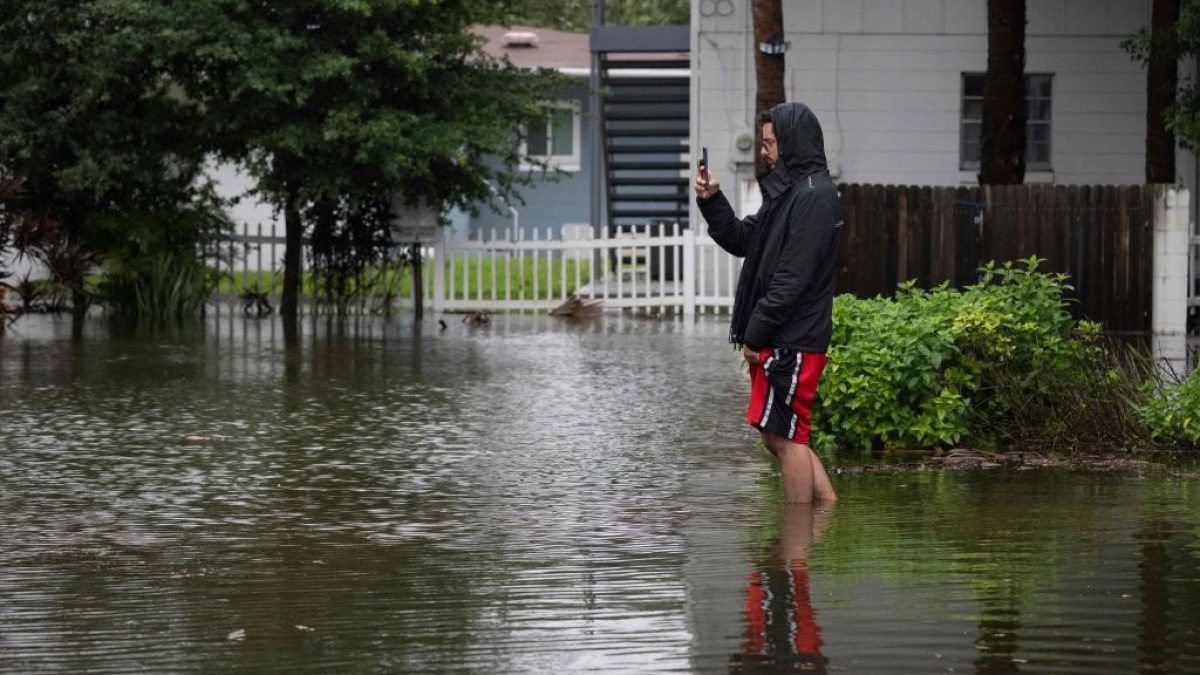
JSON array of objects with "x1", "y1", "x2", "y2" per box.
[{"x1": 589, "y1": 25, "x2": 689, "y2": 53}]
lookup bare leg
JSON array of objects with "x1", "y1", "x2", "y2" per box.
[
  {"x1": 809, "y1": 449, "x2": 838, "y2": 503},
  {"x1": 762, "y1": 432, "x2": 837, "y2": 504},
  {"x1": 762, "y1": 432, "x2": 813, "y2": 503},
  {"x1": 778, "y1": 442, "x2": 814, "y2": 504}
]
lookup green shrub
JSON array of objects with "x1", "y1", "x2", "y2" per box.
[
  {"x1": 812, "y1": 257, "x2": 1139, "y2": 452},
  {"x1": 1140, "y1": 368, "x2": 1200, "y2": 449},
  {"x1": 94, "y1": 207, "x2": 230, "y2": 317},
  {"x1": 815, "y1": 288, "x2": 971, "y2": 450}
]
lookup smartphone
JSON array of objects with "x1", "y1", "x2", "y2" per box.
[{"x1": 700, "y1": 146, "x2": 709, "y2": 188}]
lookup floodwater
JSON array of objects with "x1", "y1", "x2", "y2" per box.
[{"x1": 1, "y1": 312, "x2": 1197, "y2": 674}]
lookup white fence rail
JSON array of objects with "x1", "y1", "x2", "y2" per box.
[
  {"x1": 215, "y1": 222, "x2": 741, "y2": 316},
  {"x1": 427, "y1": 222, "x2": 739, "y2": 316}
]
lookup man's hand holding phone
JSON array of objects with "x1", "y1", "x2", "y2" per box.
[{"x1": 694, "y1": 146, "x2": 720, "y2": 199}]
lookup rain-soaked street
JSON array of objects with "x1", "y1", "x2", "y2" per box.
[{"x1": 1, "y1": 312, "x2": 1198, "y2": 674}]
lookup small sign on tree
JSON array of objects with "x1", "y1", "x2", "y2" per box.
[
  {"x1": 390, "y1": 197, "x2": 441, "y2": 320},
  {"x1": 390, "y1": 196, "x2": 441, "y2": 244}
]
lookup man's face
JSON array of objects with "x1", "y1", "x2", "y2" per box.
[{"x1": 761, "y1": 122, "x2": 779, "y2": 169}]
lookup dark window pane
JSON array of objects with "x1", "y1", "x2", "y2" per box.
[
  {"x1": 964, "y1": 74, "x2": 985, "y2": 97},
  {"x1": 1029, "y1": 142, "x2": 1049, "y2": 164},
  {"x1": 963, "y1": 142, "x2": 981, "y2": 163},
  {"x1": 962, "y1": 120, "x2": 981, "y2": 166},
  {"x1": 1028, "y1": 75, "x2": 1052, "y2": 99},
  {"x1": 551, "y1": 108, "x2": 573, "y2": 156},
  {"x1": 963, "y1": 72, "x2": 1052, "y2": 170},
  {"x1": 527, "y1": 122, "x2": 548, "y2": 157}
]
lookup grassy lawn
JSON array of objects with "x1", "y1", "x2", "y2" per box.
[
  {"x1": 442, "y1": 254, "x2": 591, "y2": 301},
  {"x1": 214, "y1": 254, "x2": 592, "y2": 301}
]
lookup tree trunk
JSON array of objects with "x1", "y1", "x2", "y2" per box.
[
  {"x1": 979, "y1": 0, "x2": 1027, "y2": 185},
  {"x1": 1147, "y1": 0, "x2": 1181, "y2": 184},
  {"x1": 410, "y1": 243, "x2": 423, "y2": 321},
  {"x1": 753, "y1": 0, "x2": 786, "y2": 177},
  {"x1": 281, "y1": 179, "x2": 303, "y2": 319}
]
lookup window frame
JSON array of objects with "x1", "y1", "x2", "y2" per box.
[
  {"x1": 960, "y1": 73, "x2": 1053, "y2": 172},
  {"x1": 519, "y1": 101, "x2": 581, "y2": 173}
]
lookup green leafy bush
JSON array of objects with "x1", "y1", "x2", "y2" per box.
[
  {"x1": 1140, "y1": 368, "x2": 1200, "y2": 449},
  {"x1": 93, "y1": 207, "x2": 230, "y2": 317},
  {"x1": 812, "y1": 257, "x2": 1139, "y2": 452},
  {"x1": 815, "y1": 286, "x2": 971, "y2": 450}
]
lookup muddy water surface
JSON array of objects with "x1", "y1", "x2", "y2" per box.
[{"x1": 1, "y1": 313, "x2": 1197, "y2": 673}]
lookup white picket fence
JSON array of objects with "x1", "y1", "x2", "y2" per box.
[
  {"x1": 427, "y1": 222, "x2": 739, "y2": 316},
  {"x1": 215, "y1": 221, "x2": 741, "y2": 316}
]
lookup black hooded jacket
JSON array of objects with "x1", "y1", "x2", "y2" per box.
[{"x1": 697, "y1": 102, "x2": 844, "y2": 352}]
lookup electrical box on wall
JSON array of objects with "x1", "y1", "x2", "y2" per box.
[{"x1": 734, "y1": 131, "x2": 754, "y2": 156}]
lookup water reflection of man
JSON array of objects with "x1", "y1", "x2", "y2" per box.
[{"x1": 730, "y1": 503, "x2": 833, "y2": 674}]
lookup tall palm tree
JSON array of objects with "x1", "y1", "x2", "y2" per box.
[
  {"x1": 979, "y1": 0, "x2": 1027, "y2": 185},
  {"x1": 753, "y1": 0, "x2": 785, "y2": 177},
  {"x1": 1146, "y1": 0, "x2": 1181, "y2": 183}
]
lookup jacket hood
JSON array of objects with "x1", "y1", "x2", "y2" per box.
[{"x1": 770, "y1": 102, "x2": 828, "y2": 180}]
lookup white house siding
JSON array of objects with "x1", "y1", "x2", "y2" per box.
[
  {"x1": 210, "y1": 161, "x2": 287, "y2": 272},
  {"x1": 1040, "y1": 34, "x2": 1147, "y2": 185},
  {"x1": 211, "y1": 162, "x2": 278, "y2": 233},
  {"x1": 691, "y1": 0, "x2": 1161, "y2": 224}
]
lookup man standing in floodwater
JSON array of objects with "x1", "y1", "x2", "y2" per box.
[{"x1": 694, "y1": 102, "x2": 843, "y2": 504}]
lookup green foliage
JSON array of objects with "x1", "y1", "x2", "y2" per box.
[
  {"x1": 92, "y1": 206, "x2": 231, "y2": 317},
  {"x1": 0, "y1": 1, "x2": 215, "y2": 230},
  {"x1": 1, "y1": 0, "x2": 572, "y2": 316},
  {"x1": 0, "y1": 175, "x2": 104, "y2": 311},
  {"x1": 305, "y1": 196, "x2": 398, "y2": 313},
  {"x1": 1141, "y1": 368, "x2": 1200, "y2": 449},
  {"x1": 178, "y1": 0, "x2": 572, "y2": 313},
  {"x1": 812, "y1": 258, "x2": 1145, "y2": 452},
  {"x1": 815, "y1": 286, "x2": 972, "y2": 451},
  {"x1": 175, "y1": 0, "x2": 571, "y2": 212},
  {"x1": 1, "y1": 1, "x2": 236, "y2": 315},
  {"x1": 1123, "y1": 0, "x2": 1200, "y2": 148}
]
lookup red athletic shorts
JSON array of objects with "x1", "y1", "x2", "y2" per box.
[{"x1": 746, "y1": 348, "x2": 827, "y2": 445}]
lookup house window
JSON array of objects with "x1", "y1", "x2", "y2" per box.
[
  {"x1": 961, "y1": 73, "x2": 1052, "y2": 171},
  {"x1": 521, "y1": 102, "x2": 580, "y2": 172}
]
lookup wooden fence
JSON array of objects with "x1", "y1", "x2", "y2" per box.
[{"x1": 837, "y1": 184, "x2": 1156, "y2": 333}]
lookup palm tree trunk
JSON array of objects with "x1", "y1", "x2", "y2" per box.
[
  {"x1": 753, "y1": 0, "x2": 786, "y2": 177},
  {"x1": 1146, "y1": 0, "x2": 1181, "y2": 184},
  {"x1": 979, "y1": 0, "x2": 1026, "y2": 185}
]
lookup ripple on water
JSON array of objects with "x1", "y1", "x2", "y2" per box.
[{"x1": 2, "y1": 314, "x2": 1199, "y2": 673}]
